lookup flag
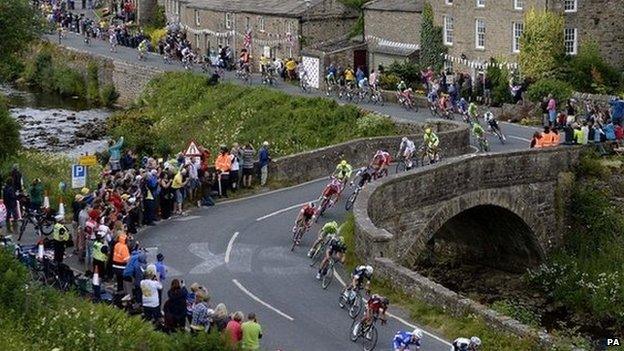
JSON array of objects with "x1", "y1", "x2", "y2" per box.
[{"x1": 243, "y1": 30, "x2": 252, "y2": 48}]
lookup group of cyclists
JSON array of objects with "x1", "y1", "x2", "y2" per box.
[
  {"x1": 324, "y1": 64, "x2": 384, "y2": 104},
  {"x1": 282, "y1": 127, "x2": 487, "y2": 350}
]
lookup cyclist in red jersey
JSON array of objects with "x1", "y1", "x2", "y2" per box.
[
  {"x1": 363, "y1": 294, "x2": 389, "y2": 326},
  {"x1": 322, "y1": 177, "x2": 343, "y2": 204},
  {"x1": 370, "y1": 150, "x2": 391, "y2": 177},
  {"x1": 294, "y1": 202, "x2": 316, "y2": 230}
]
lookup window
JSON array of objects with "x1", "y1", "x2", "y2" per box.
[
  {"x1": 258, "y1": 16, "x2": 265, "y2": 31},
  {"x1": 225, "y1": 12, "x2": 233, "y2": 29},
  {"x1": 174, "y1": 0, "x2": 179, "y2": 15},
  {"x1": 564, "y1": 28, "x2": 578, "y2": 55},
  {"x1": 512, "y1": 22, "x2": 523, "y2": 53},
  {"x1": 564, "y1": 0, "x2": 577, "y2": 12},
  {"x1": 194, "y1": 10, "x2": 200, "y2": 26},
  {"x1": 514, "y1": 0, "x2": 523, "y2": 10},
  {"x1": 443, "y1": 16, "x2": 454, "y2": 45},
  {"x1": 245, "y1": 17, "x2": 250, "y2": 30},
  {"x1": 476, "y1": 0, "x2": 485, "y2": 7},
  {"x1": 445, "y1": 0, "x2": 453, "y2": 4},
  {"x1": 475, "y1": 18, "x2": 485, "y2": 49},
  {"x1": 195, "y1": 34, "x2": 200, "y2": 50}
]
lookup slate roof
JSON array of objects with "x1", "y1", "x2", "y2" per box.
[
  {"x1": 363, "y1": 0, "x2": 423, "y2": 12},
  {"x1": 187, "y1": 0, "x2": 347, "y2": 17}
]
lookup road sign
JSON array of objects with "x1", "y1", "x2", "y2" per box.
[
  {"x1": 78, "y1": 155, "x2": 98, "y2": 166},
  {"x1": 184, "y1": 140, "x2": 202, "y2": 157},
  {"x1": 71, "y1": 165, "x2": 87, "y2": 189}
]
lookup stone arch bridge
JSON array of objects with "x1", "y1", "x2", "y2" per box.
[{"x1": 353, "y1": 147, "x2": 583, "y2": 273}]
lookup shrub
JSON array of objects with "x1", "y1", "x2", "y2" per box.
[
  {"x1": 486, "y1": 60, "x2": 514, "y2": 106},
  {"x1": 100, "y1": 84, "x2": 119, "y2": 107},
  {"x1": 491, "y1": 299, "x2": 541, "y2": 327},
  {"x1": 387, "y1": 61, "x2": 422, "y2": 90},
  {"x1": 356, "y1": 114, "x2": 398, "y2": 137},
  {"x1": 379, "y1": 73, "x2": 401, "y2": 91},
  {"x1": 149, "y1": 28, "x2": 168, "y2": 49},
  {"x1": 52, "y1": 66, "x2": 85, "y2": 97},
  {"x1": 86, "y1": 62, "x2": 100, "y2": 104},
  {"x1": 526, "y1": 78, "x2": 573, "y2": 104},
  {"x1": 0, "y1": 98, "x2": 20, "y2": 161},
  {"x1": 564, "y1": 41, "x2": 623, "y2": 94}
]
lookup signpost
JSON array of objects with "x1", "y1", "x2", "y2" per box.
[
  {"x1": 71, "y1": 164, "x2": 87, "y2": 189},
  {"x1": 78, "y1": 155, "x2": 98, "y2": 166},
  {"x1": 184, "y1": 140, "x2": 202, "y2": 157}
]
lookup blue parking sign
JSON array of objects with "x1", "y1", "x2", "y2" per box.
[{"x1": 71, "y1": 165, "x2": 87, "y2": 189}]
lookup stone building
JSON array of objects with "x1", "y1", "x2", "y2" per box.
[
  {"x1": 164, "y1": 0, "x2": 357, "y2": 61},
  {"x1": 360, "y1": 0, "x2": 622, "y2": 76},
  {"x1": 363, "y1": 0, "x2": 421, "y2": 69}
]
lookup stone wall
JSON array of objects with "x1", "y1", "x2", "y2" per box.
[
  {"x1": 268, "y1": 119, "x2": 470, "y2": 184},
  {"x1": 56, "y1": 46, "x2": 162, "y2": 105},
  {"x1": 352, "y1": 146, "x2": 586, "y2": 343}
]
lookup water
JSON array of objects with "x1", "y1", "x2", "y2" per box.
[{"x1": 1, "y1": 84, "x2": 113, "y2": 157}]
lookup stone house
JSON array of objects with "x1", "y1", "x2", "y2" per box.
[
  {"x1": 363, "y1": 0, "x2": 422, "y2": 70},
  {"x1": 164, "y1": 0, "x2": 358, "y2": 62},
  {"x1": 360, "y1": 0, "x2": 622, "y2": 77}
]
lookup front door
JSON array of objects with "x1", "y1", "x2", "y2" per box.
[{"x1": 353, "y1": 49, "x2": 367, "y2": 71}]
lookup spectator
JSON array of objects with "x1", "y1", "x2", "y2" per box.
[
  {"x1": 604, "y1": 120, "x2": 616, "y2": 141},
  {"x1": 190, "y1": 290, "x2": 212, "y2": 333},
  {"x1": 123, "y1": 249, "x2": 147, "y2": 303},
  {"x1": 258, "y1": 141, "x2": 270, "y2": 187},
  {"x1": 171, "y1": 168, "x2": 188, "y2": 215},
  {"x1": 530, "y1": 132, "x2": 542, "y2": 148},
  {"x1": 108, "y1": 137, "x2": 124, "y2": 173},
  {"x1": 547, "y1": 94, "x2": 557, "y2": 127},
  {"x1": 2, "y1": 178, "x2": 17, "y2": 234},
  {"x1": 215, "y1": 146, "x2": 232, "y2": 197},
  {"x1": 111, "y1": 233, "x2": 130, "y2": 292},
  {"x1": 610, "y1": 96, "x2": 624, "y2": 124},
  {"x1": 186, "y1": 282, "x2": 202, "y2": 324},
  {"x1": 230, "y1": 143, "x2": 243, "y2": 191},
  {"x1": 0, "y1": 199, "x2": 5, "y2": 237},
  {"x1": 285, "y1": 58, "x2": 297, "y2": 80},
  {"x1": 156, "y1": 253, "x2": 167, "y2": 307},
  {"x1": 10, "y1": 164, "x2": 23, "y2": 192},
  {"x1": 241, "y1": 312, "x2": 263, "y2": 351},
  {"x1": 580, "y1": 123, "x2": 590, "y2": 145},
  {"x1": 540, "y1": 97, "x2": 549, "y2": 126},
  {"x1": 225, "y1": 311, "x2": 244, "y2": 347},
  {"x1": 159, "y1": 171, "x2": 173, "y2": 220},
  {"x1": 140, "y1": 268, "x2": 162, "y2": 322},
  {"x1": 164, "y1": 279, "x2": 188, "y2": 332},
  {"x1": 52, "y1": 215, "x2": 70, "y2": 263},
  {"x1": 29, "y1": 178, "x2": 44, "y2": 211},
  {"x1": 212, "y1": 303, "x2": 230, "y2": 332},
  {"x1": 242, "y1": 143, "x2": 255, "y2": 188}
]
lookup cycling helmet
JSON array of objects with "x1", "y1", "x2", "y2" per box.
[
  {"x1": 401, "y1": 137, "x2": 408, "y2": 142},
  {"x1": 340, "y1": 160, "x2": 348, "y2": 166},
  {"x1": 400, "y1": 80, "x2": 405, "y2": 84},
  {"x1": 412, "y1": 328, "x2": 423, "y2": 339},
  {"x1": 460, "y1": 97, "x2": 466, "y2": 103},
  {"x1": 470, "y1": 336, "x2": 482, "y2": 346},
  {"x1": 374, "y1": 149, "x2": 383, "y2": 156},
  {"x1": 484, "y1": 111, "x2": 493, "y2": 118},
  {"x1": 308, "y1": 202, "x2": 316, "y2": 207},
  {"x1": 424, "y1": 128, "x2": 432, "y2": 134},
  {"x1": 365, "y1": 265, "x2": 374, "y2": 275}
]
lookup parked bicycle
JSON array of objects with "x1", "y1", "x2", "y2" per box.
[{"x1": 18, "y1": 208, "x2": 55, "y2": 241}]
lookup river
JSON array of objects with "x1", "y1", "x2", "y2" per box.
[{"x1": 1, "y1": 84, "x2": 113, "y2": 158}]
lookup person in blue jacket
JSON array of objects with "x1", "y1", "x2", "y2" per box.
[
  {"x1": 123, "y1": 248, "x2": 147, "y2": 303},
  {"x1": 610, "y1": 97, "x2": 624, "y2": 124}
]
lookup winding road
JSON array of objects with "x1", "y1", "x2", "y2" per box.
[{"x1": 48, "y1": 30, "x2": 540, "y2": 350}]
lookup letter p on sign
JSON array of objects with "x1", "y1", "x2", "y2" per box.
[{"x1": 607, "y1": 338, "x2": 620, "y2": 346}]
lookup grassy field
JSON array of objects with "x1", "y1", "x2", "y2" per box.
[{"x1": 108, "y1": 72, "x2": 398, "y2": 158}]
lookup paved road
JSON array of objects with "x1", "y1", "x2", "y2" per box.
[{"x1": 43, "y1": 30, "x2": 541, "y2": 351}]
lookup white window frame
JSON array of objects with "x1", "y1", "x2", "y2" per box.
[
  {"x1": 225, "y1": 12, "x2": 233, "y2": 29},
  {"x1": 475, "y1": 18, "x2": 485, "y2": 49},
  {"x1": 564, "y1": 0, "x2": 577, "y2": 12},
  {"x1": 512, "y1": 22, "x2": 523, "y2": 53},
  {"x1": 564, "y1": 28, "x2": 578, "y2": 55},
  {"x1": 514, "y1": 0, "x2": 523, "y2": 10},
  {"x1": 194, "y1": 34, "x2": 200, "y2": 50},
  {"x1": 245, "y1": 16, "x2": 250, "y2": 30},
  {"x1": 445, "y1": 0, "x2": 453, "y2": 5},
  {"x1": 194, "y1": 10, "x2": 200, "y2": 26},
  {"x1": 443, "y1": 15, "x2": 454, "y2": 46},
  {"x1": 258, "y1": 16, "x2": 265, "y2": 31},
  {"x1": 476, "y1": 0, "x2": 485, "y2": 8}
]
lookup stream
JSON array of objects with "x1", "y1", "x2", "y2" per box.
[{"x1": 1, "y1": 84, "x2": 113, "y2": 158}]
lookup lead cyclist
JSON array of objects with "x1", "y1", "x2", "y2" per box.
[{"x1": 397, "y1": 137, "x2": 416, "y2": 169}]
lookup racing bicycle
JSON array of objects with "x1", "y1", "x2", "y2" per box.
[{"x1": 350, "y1": 313, "x2": 380, "y2": 351}]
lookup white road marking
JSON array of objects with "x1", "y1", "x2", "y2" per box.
[
  {"x1": 218, "y1": 178, "x2": 325, "y2": 205},
  {"x1": 255, "y1": 200, "x2": 316, "y2": 221},
  {"x1": 232, "y1": 279, "x2": 295, "y2": 321},
  {"x1": 508, "y1": 135, "x2": 531, "y2": 142},
  {"x1": 224, "y1": 232, "x2": 239, "y2": 264},
  {"x1": 334, "y1": 270, "x2": 452, "y2": 347},
  {"x1": 187, "y1": 243, "x2": 225, "y2": 274},
  {"x1": 470, "y1": 145, "x2": 480, "y2": 153}
]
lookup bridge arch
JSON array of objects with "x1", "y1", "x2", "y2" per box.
[{"x1": 403, "y1": 188, "x2": 546, "y2": 272}]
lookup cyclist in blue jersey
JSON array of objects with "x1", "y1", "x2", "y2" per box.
[{"x1": 393, "y1": 328, "x2": 423, "y2": 350}]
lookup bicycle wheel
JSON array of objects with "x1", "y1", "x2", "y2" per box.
[
  {"x1": 345, "y1": 191, "x2": 358, "y2": 211},
  {"x1": 349, "y1": 294, "x2": 363, "y2": 318},
  {"x1": 321, "y1": 261, "x2": 334, "y2": 289},
  {"x1": 291, "y1": 227, "x2": 303, "y2": 251},
  {"x1": 41, "y1": 220, "x2": 54, "y2": 235},
  {"x1": 350, "y1": 319, "x2": 361, "y2": 342},
  {"x1": 339, "y1": 289, "x2": 348, "y2": 308},
  {"x1": 309, "y1": 244, "x2": 325, "y2": 267},
  {"x1": 362, "y1": 324, "x2": 378, "y2": 351}
]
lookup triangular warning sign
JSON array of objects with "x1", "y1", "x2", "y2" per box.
[{"x1": 184, "y1": 141, "x2": 202, "y2": 156}]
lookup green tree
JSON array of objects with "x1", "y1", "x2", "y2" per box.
[
  {"x1": 0, "y1": 0, "x2": 41, "y2": 80},
  {"x1": 339, "y1": 0, "x2": 369, "y2": 37},
  {"x1": 0, "y1": 97, "x2": 20, "y2": 161},
  {"x1": 419, "y1": 1, "x2": 447, "y2": 71},
  {"x1": 519, "y1": 9, "x2": 565, "y2": 80}
]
